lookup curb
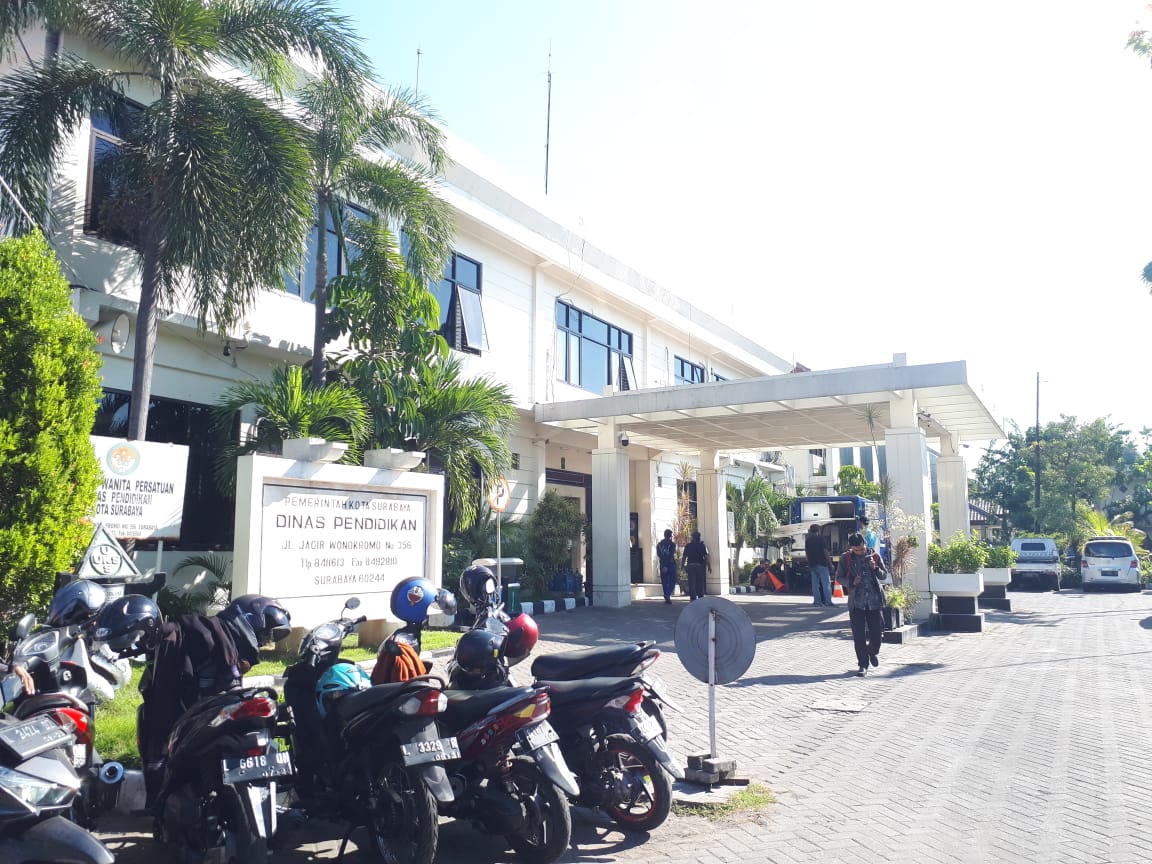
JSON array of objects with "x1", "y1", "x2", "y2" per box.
[{"x1": 520, "y1": 596, "x2": 591, "y2": 615}]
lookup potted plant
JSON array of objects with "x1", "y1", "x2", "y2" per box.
[
  {"x1": 929, "y1": 533, "x2": 989, "y2": 596},
  {"x1": 883, "y1": 583, "x2": 920, "y2": 629},
  {"x1": 982, "y1": 544, "x2": 1016, "y2": 588}
]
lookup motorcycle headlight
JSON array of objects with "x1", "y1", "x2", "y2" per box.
[{"x1": 0, "y1": 765, "x2": 76, "y2": 807}]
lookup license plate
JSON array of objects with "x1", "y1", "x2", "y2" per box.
[
  {"x1": 399, "y1": 736, "x2": 460, "y2": 767},
  {"x1": 104, "y1": 584, "x2": 125, "y2": 600},
  {"x1": 0, "y1": 715, "x2": 72, "y2": 760},
  {"x1": 643, "y1": 674, "x2": 670, "y2": 701},
  {"x1": 630, "y1": 711, "x2": 661, "y2": 743},
  {"x1": 221, "y1": 745, "x2": 293, "y2": 784},
  {"x1": 1102, "y1": 570, "x2": 1119, "y2": 578},
  {"x1": 520, "y1": 721, "x2": 559, "y2": 751}
]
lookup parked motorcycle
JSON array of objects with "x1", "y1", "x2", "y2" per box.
[
  {"x1": 281, "y1": 597, "x2": 456, "y2": 864},
  {"x1": 0, "y1": 697, "x2": 114, "y2": 863},
  {"x1": 447, "y1": 607, "x2": 678, "y2": 832},
  {"x1": 465, "y1": 566, "x2": 680, "y2": 740},
  {"x1": 381, "y1": 576, "x2": 579, "y2": 863}
]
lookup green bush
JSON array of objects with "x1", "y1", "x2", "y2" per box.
[
  {"x1": 985, "y1": 545, "x2": 1017, "y2": 569},
  {"x1": 524, "y1": 490, "x2": 584, "y2": 599},
  {"x1": 931, "y1": 533, "x2": 989, "y2": 573},
  {"x1": 0, "y1": 233, "x2": 102, "y2": 626}
]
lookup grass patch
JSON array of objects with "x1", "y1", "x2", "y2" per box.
[
  {"x1": 93, "y1": 665, "x2": 145, "y2": 769},
  {"x1": 672, "y1": 783, "x2": 776, "y2": 821},
  {"x1": 421, "y1": 629, "x2": 462, "y2": 652}
]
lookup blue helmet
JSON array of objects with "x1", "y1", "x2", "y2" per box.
[
  {"x1": 391, "y1": 577, "x2": 438, "y2": 624},
  {"x1": 315, "y1": 662, "x2": 371, "y2": 718}
]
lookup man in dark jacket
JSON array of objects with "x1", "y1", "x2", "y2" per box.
[
  {"x1": 835, "y1": 532, "x2": 889, "y2": 676},
  {"x1": 805, "y1": 524, "x2": 834, "y2": 607},
  {"x1": 656, "y1": 529, "x2": 679, "y2": 604},
  {"x1": 682, "y1": 530, "x2": 712, "y2": 601}
]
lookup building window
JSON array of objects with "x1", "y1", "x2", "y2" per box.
[
  {"x1": 674, "y1": 356, "x2": 705, "y2": 385},
  {"x1": 676, "y1": 479, "x2": 698, "y2": 521},
  {"x1": 426, "y1": 252, "x2": 486, "y2": 353},
  {"x1": 285, "y1": 203, "x2": 370, "y2": 300},
  {"x1": 555, "y1": 301, "x2": 636, "y2": 393},
  {"x1": 85, "y1": 99, "x2": 144, "y2": 245},
  {"x1": 92, "y1": 390, "x2": 236, "y2": 549},
  {"x1": 511, "y1": 452, "x2": 521, "y2": 470}
]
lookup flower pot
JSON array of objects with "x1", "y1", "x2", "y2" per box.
[
  {"x1": 929, "y1": 571, "x2": 984, "y2": 597},
  {"x1": 882, "y1": 606, "x2": 904, "y2": 630},
  {"x1": 981, "y1": 567, "x2": 1011, "y2": 587},
  {"x1": 282, "y1": 437, "x2": 348, "y2": 463}
]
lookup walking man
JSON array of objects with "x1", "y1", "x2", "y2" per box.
[
  {"x1": 682, "y1": 530, "x2": 712, "y2": 601},
  {"x1": 805, "y1": 524, "x2": 834, "y2": 607},
  {"x1": 656, "y1": 529, "x2": 679, "y2": 604},
  {"x1": 836, "y1": 531, "x2": 888, "y2": 676}
]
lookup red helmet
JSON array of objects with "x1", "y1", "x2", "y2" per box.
[{"x1": 500, "y1": 613, "x2": 538, "y2": 666}]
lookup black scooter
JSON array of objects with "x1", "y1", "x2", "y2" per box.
[{"x1": 0, "y1": 696, "x2": 113, "y2": 863}]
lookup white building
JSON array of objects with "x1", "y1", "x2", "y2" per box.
[{"x1": 3, "y1": 25, "x2": 1002, "y2": 611}]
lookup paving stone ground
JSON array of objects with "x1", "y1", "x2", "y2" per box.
[{"x1": 97, "y1": 587, "x2": 1152, "y2": 863}]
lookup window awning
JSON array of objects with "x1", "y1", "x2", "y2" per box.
[{"x1": 534, "y1": 360, "x2": 1003, "y2": 453}]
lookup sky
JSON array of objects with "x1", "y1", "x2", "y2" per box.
[{"x1": 337, "y1": 0, "x2": 1152, "y2": 450}]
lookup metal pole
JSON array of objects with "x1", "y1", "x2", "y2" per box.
[
  {"x1": 708, "y1": 608, "x2": 717, "y2": 759},
  {"x1": 156, "y1": 538, "x2": 163, "y2": 575},
  {"x1": 496, "y1": 517, "x2": 503, "y2": 597},
  {"x1": 1034, "y1": 372, "x2": 1041, "y2": 529},
  {"x1": 544, "y1": 47, "x2": 552, "y2": 194}
]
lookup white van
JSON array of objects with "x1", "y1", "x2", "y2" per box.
[{"x1": 1080, "y1": 537, "x2": 1142, "y2": 593}]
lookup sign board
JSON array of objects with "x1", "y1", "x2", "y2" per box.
[
  {"x1": 258, "y1": 482, "x2": 428, "y2": 602},
  {"x1": 75, "y1": 524, "x2": 143, "y2": 589},
  {"x1": 487, "y1": 477, "x2": 511, "y2": 513},
  {"x1": 90, "y1": 436, "x2": 189, "y2": 540}
]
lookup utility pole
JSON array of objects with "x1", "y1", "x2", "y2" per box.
[{"x1": 1034, "y1": 371, "x2": 1041, "y2": 530}]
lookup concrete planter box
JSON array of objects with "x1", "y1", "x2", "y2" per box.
[
  {"x1": 982, "y1": 567, "x2": 1011, "y2": 587},
  {"x1": 363, "y1": 448, "x2": 426, "y2": 471},
  {"x1": 282, "y1": 437, "x2": 348, "y2": 463},
  {"x1": 930, "y1": 571, "x2": 984, "y2": 597}
]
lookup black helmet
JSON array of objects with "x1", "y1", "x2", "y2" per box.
[
  {"x1": 221, "y1": 595, "x2": 292, "y2": 645},
  {"x1": 93, "y1": 594, "x2": 161, "y2": 656},
  {"x1": 47, "y1": 579, "x2": 108, "y2": 628},
  {"x1": 452, "y1": 628, "x2": 503, "y2": 678},
  {"x1": 459, "y1": 565, "x2": 497, "y2": 611}
]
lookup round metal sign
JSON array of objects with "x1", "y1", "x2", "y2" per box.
[
  {"x1": 674, "y1": 596, "x2": 756, "y2": 684},
  {"x1": 487, "y1": 477, "x2": 511, "y2": 512}
]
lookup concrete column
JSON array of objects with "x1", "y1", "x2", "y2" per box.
[
  {"x1": 886, "y1": 396, "x2": 933, "y2": 619},
  {"x1": 937, "y1": 434, "x2": 970, "y2": 544},
  {"x1": 591, "y1": 419, "x2": 631, "y2": 608},
  {"x1": 695, "y1": 449, "x2": 729, "y2": 596},
  {"x1": 533, "y1": 438, "x2": 548, "y2": 506},
  {"x1": 634, "y1": 459, "x2": 659, "y2": 584}
]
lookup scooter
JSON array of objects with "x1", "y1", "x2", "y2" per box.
[
  {"x1": 151, "y1": 684, "x2": 290, "y2": 864},
  {"x1": 281, "y1": 597, "x2": 456, "y2": 864},
  {"x1": 0, "y1": 694, "x2": 114, "y2": 863}
]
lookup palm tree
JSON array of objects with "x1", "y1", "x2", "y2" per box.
[
  {"x1": 295, "y1": 73, "x2": 453, "y2": 386},
  {"x1": 210, "y1": 364, "x2": 369, "y2": 494},
  {"x1": 726, "y1": 475, "x2": 779, "y2": 573},
  {"x1": 0, "y1": 0, "x2": 370, "y2": 440}
]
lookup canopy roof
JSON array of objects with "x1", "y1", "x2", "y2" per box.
[{"x1": 535, "y1": 360, "x2": 1003, "y2": 453}]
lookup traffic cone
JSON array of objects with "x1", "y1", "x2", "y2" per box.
[{"x1": 832, "y1": 581, "x2": 845, "y2": 600}]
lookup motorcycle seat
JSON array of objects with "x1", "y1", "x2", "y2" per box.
[
  {"x1": 534, "y1": 676, "x2": 643, "y2": 709},
  {"x1": 12, "y1": 691, "x2": 89, "y2": 719},
  {"x1": 332, "y1": 680, "x2": 435, "y2": 724},
  {"x1": 442, "y1": 686, "x2": 538, "y2": 728},
  {"x1": 530, "y1": 642, "x2": 653, "y2": 680}
]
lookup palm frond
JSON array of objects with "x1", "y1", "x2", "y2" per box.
[{"x1": 360, "y1": 86, "x2": 449, "y2": 173}]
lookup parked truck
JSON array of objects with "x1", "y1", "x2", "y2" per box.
[
  {"x1": 1009, "y1": 537, "x2": 1060, "y2": 591},
  {"x1": 773, "y1": 495, "x2": 883, "y2": 588}
]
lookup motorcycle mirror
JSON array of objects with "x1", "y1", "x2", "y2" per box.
[
  {"x1": 9, "y1": 613, "x2": 35, "y2": 642},
  {"x1": 345, "y1": 597, "x2": 361, "y2": 611}
]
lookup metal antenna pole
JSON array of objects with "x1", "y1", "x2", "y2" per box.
[
  {"x1": 708, "y1": 608, "x2": 717, "y2": 758},
  {"x1": 415, "y1": 47, "x2": 422, "y2": 100},
  {"x1": 544, "y1": 45, "x2": 552, "y2": 194}
]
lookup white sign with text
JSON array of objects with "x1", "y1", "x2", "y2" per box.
[
  {"x1": 90, "y1": 436, "x2": 189, "y2": 540},
  {"x1": 259, "y1": 483, "x2": 428, "y2": 600}
]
